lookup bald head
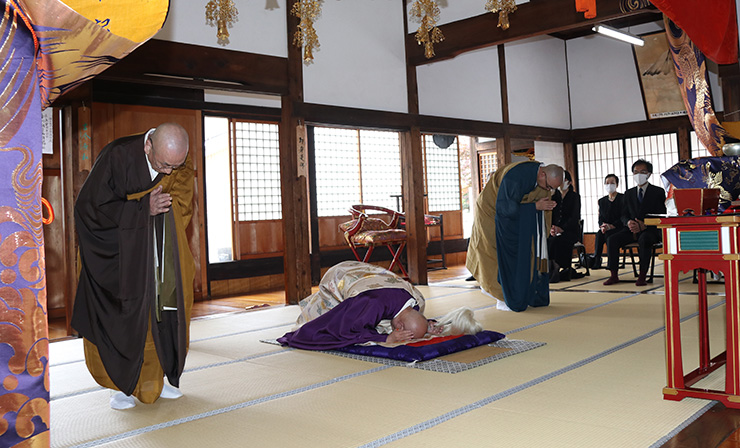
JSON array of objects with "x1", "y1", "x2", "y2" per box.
[
  {"x1": 538, "y1": 164, "x2": 564, "y2": 191},
  {"x1": 145, "y1": 123, "x2": 189, "y2": 175},
  {"x1": 391, "y1": 308, "x2": 428, "y2": 340}
]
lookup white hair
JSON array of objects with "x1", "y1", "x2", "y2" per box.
[{"x1": 435, "y1": 306, "x2": 483, "y2": 336}]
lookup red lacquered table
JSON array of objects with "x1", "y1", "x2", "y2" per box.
[{"x1": 647, "y1": 215, "x2": 740, "y2": 408}]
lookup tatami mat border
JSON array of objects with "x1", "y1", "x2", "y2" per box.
[
  {"x1": 49, "y1": 287, "x2": 680, "y2": 402},
  {"x1": 324, "y1": 339, "x2": 546, "y2": 373},
  {"x1": 358, "y1": 299, "x2": 726, "y2": 447},
  {"x1": 68, "y1": 297, "x2": 727, "y2": 447},
  {"x1": 505, "y1": 292, "x2": 640, "y2": 335},
  {"x1": 70, "y1": 365, "x2": 392, "y2": 448},
  {"x1": 52, "y1": 349, "x2": 291, "y2": 401}
]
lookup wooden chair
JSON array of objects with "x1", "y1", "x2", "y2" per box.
[
  {"x1": 398, "y1": 212, "x2": 446, "y2": 270},
  {"x1": 622, "y1": 241, "x2": 662, "y2": 283},
  {"x1": 339, "y1": 205, "x2": 408, "y2": 276},
  {"x1": 424, "y1": 213, "x2": 446, "y2": 270},
  {"x1": 572, "y1": 219, "x2": 589, "y2": 276}
]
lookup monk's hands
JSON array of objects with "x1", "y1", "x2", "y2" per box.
[
  {"x1": 428, "y1": 320, "x2": 443, "y2": 335},
  {"x1": 150, "y1": 186, "x2": 172, "y2": 216},
  {"x1": 387, "y1": 329, "x2": 415, "y2": 343},
  {"x1": 536, "y1": 198, "x2": 557, "y2": 211}
]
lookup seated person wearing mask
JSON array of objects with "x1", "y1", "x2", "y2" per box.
[
  {"x1": 548, "y1": 171, "x2": 581, "y2": 283},
  {"x1": 603, "y1": 159, "x2": 666, "y2": 286},
  {"x1": 588, "y1": 174, "x2": 625, "y2": 270}
]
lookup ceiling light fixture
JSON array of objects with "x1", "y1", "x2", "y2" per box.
[{"x1": 592, "y1": 24, "x2": 644, "y2": 46}]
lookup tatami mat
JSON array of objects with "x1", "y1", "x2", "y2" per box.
[{"x1": 50, "y1": 270, "x2": 730, "y2": 448}]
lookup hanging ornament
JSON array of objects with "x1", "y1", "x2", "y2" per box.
[
  {"x1": 292, "y1": 0, "x2": 323, "y2": 64},
  {"x1": 485, "y1": 0, "x2": 517, "y2": 30},
  {"x1": 205, "y1": 0, "x2": 239, "y2": 46},
  {"x1": 410, "y1": 0, "x2": 444, "y2": 59}
]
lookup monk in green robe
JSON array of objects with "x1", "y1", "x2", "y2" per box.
[
  {"x1": 72, "y1": 123, "x2": 195, "y2": 410},
  {"x1": 467, "y1": 161, "x2": 563, "y2": 312}
]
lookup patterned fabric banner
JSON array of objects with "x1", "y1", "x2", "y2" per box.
[
  {"x1": 665, "y1": 17, "x2": 730, "y2": 156},
  {"x1": 0, "y1": 2, "x2": 49, "y2": 446},
  {"x1": 650, "y1": 0, "x2": 738, "y2": 64},
  {"x1": 0, "y1": 1, "x2": 169, "y2": 446}
]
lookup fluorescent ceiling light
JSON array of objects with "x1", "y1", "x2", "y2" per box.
[{"x1": 592, "y1": 24, "x2": 645, "y2": 46}]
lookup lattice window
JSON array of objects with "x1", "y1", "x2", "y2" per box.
[
  {"x1": 360, "y1": 130, "x2": 402, "y2": 210},
  {"x1": 314, "y1": 127, "x2": 402, "y2": 217},
  {"x1": 423, "y1": 135, "x2": 461, "y2": 212},
  {"x1": 577, "y1": 140, "x2": 623, "y2": 234},
  {"x1": 314, "y1": 127, "x2": 361, "y2": 217},
  {"x1": 624, "y1": 134, "x2": 676, "y2": 189},
  {"x1": 690, "y1": 130, "x2": 711, "y2": 157},
  {"x1": 233, "y1": 121, "x2": 282, "y2": 221},
  {"x1": 577, "y1": 133, "x2": 678, "y2": 233},
  {"x1": 478, "y1": 152, "x2": 498, "y2": 189}
]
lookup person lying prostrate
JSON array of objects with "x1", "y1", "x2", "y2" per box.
[{"x1": 277, "y1": 288, "x2": 431, "y2": 350}]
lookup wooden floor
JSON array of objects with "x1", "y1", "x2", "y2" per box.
[{"x1": 48, "y1": 263, "x2": 740, "y2": 447}]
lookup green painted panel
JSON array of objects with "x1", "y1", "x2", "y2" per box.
[{"x1": 678, "y1": 230, "x2": 719, "y2": 251}]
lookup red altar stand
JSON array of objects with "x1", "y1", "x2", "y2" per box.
[{"x1": 647, "y1": 215, "x2": 740, "y2": 408}]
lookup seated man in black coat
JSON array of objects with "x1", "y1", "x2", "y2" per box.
[
  {"x1": 588, "y1": 174, "x2": 624, "y2": 269},
  {"x1": 548, "y1": 171, "x2": 581, "y2": 283},
  {"x1": 603, "y1": 159, "x2": 666, "y2": 286}
]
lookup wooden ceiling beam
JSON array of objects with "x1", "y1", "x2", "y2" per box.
[
  {"x1": 96, "y1": 39, "x2": 289, "y2": 96},
  {"x1": 406, "y1": 0, "x2": 656, "y2": 65}
]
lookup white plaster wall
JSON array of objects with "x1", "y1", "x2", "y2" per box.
[
  {"x1": 707, "y1": 61, "x2": 724, "y2": 112},
  {"x1": 506, "y1": 36, "x2": 570, "y2": 129},
  {"x1": 534, "y1": 141, "x2": 565, "y2": 168},
  {"x1": 416, "y1": 46, "x2": 502, "y2": 122},
  {"x1": 302, "y1": 0, "x2": 408, "y2": 113},
  {"x1": 155, "y1": 0, "x2": 287, "y2": 57},
  {"x1": 567, "y1": 35, "x2": 647, "y2": 129}
]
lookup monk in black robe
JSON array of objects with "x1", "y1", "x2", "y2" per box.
[{"x1": 72, "y1": 122, "x2": 195, "y2": 410}]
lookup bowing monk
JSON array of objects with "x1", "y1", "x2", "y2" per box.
[
  {"x1": 466, "y1": 161, "x2": 563, "y2": 312},
  {"x1": 72, "y1": 122, "x2": 195, "y2": 410}
]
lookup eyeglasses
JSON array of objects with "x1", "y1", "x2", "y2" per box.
[{"x1": 148, "y1": 138, "x2": 184, "y2": 172}]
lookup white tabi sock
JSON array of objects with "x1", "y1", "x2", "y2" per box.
[
  {"x1": 495, "y1": 300, "x2": 512, "y2": 312},
  {"x1": 478, "y1": 287, "x2": 512, "y2": 312},
  {"x1": 160, "y1": 382, "x2": 183, "y2": 399},
  {"x1": 110, "y1": 391, "x2": 136, "y2": 410}
]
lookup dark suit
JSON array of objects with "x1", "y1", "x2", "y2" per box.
[
  {"x1": 548, "y1": 187, "x2": 581, "y2": 269},
  {"x1": 606, "y1": 183, "x2": 666, "y2": 273},
  {"x1": 593, "y1": 193, "x2": 624, "y2": 258}
]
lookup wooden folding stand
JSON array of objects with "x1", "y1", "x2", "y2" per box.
[{"x1": 647, "y1": 215, "x2": 740, "y2": 408}]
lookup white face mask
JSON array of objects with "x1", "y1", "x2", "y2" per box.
[
  {"x1": 633, "y1": 173, "x2": 650, "y2": 186},
  {"x1": 604, "y1": 184, "x2": 617, "y2": 194},
  {"x1": 560, "y1": 180, "x2": 570, "y2": 192}
]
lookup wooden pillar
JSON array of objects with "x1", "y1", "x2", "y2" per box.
[
  {"x1": 720, "y1": 63, "x2": 740, "y2": 123},
  {"x1": 400, "y1": 129, "x2": 428, "y2": 284},
  {"x1": 563, "y1": 142, "x2": 576, "y2": 184},
  {"x1": 677, "y1": 125, "x2": 691, "y2": 160},
  {"x1": 402, "y1": 0, "x2": 427, "y2": 284},
  {"x1": 61, "y1": 105, "x2": 79, "y2": 335},
  {"x1": 280, "y1": 1, "x2": 312, "y2": 304},
  {"x1": 497, "y1": 45, "x2": 511, "y2": 168}
]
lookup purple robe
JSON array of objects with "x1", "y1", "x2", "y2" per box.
[{"x1": 278, "y1": 288, "x2": 416, "y2": 350}]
